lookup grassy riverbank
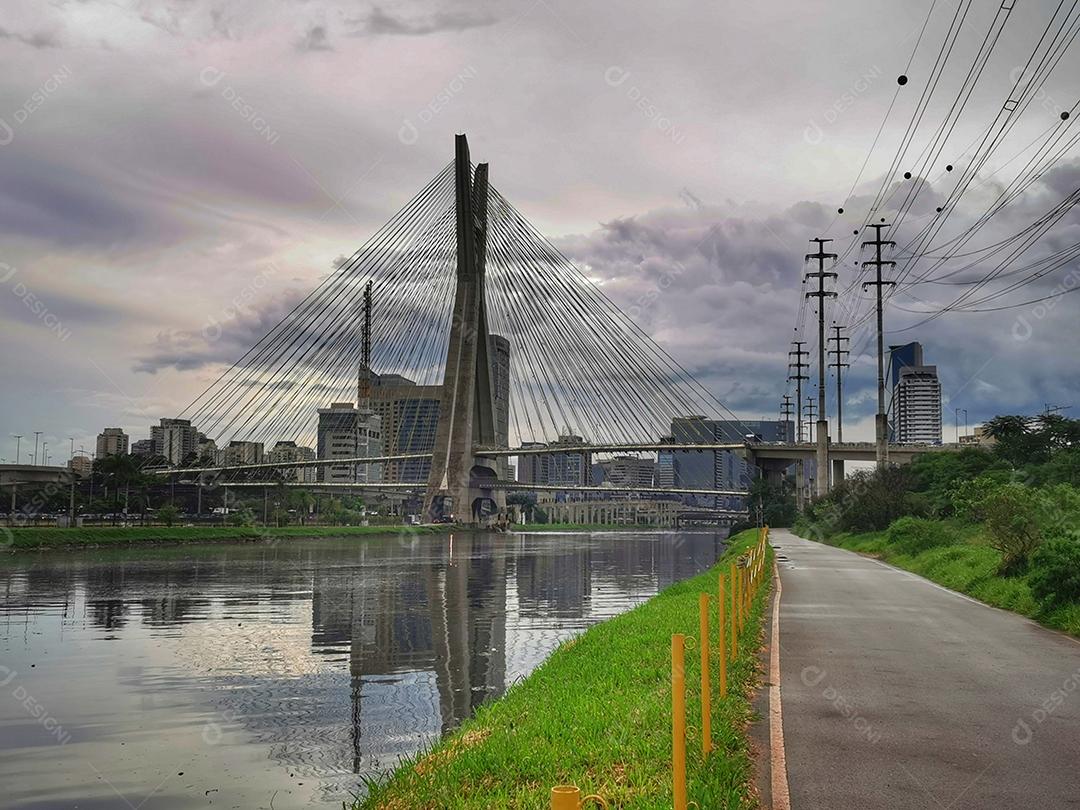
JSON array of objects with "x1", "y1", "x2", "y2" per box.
[
  {"x1": 358, "y1": 529, "x2": 771, "y2": 809},
  {"x1": 3, "y1": 522, "x2": 674, "y2": 551},
  {"x1": 515, "y1": 523, "x2": 661, "y2": 532},
  {"x1": 799, "y1": 520, "x2": 1080, "y2": 637},
  {"x1": 0, "y1": 523, "x2": 450, "y2": 550}
]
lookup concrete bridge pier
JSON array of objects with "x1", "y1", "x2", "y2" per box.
[{"x1": 832, "y1": 458, "x2": 845, "y2": 489}]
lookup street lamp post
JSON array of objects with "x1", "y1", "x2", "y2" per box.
[
  {"x1": 33, "y1": 432, "x2": 42, "y2": 465},
  {"x1": 12, "y1": 435, "x2": 21, "y2": 465}
]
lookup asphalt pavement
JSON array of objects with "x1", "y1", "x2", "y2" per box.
[{"x1": 769, "y1": 528, "x2": 1080, "y2": 809}]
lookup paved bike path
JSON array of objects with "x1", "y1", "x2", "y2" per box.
[{"x1": 770, "y1": 529, "x2": 1080, "y2": 809}]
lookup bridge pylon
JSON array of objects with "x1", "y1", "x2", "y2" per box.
[{"x1": 424, "y1": 134, "x2": 504, "y2": 524}]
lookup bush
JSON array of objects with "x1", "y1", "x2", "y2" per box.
[
  {"x1": 886, "y1": 516, "x2": 958, "y2": 555},
  {"x1": 980, "y1": 483, "x2": 1044, "y2": 575},
  {"x1": 806, "y1": 465, "x2": 915, "y2": 533},
  {"x1": 948, "y1": 475, "x2": 1004, "y2": 522},
  {"x1": 157, "y1": 504, "x2": 179, "y2": 527},
  {"x1": 1029, "y1": 534, "x2": 1080, "y2": 607}
]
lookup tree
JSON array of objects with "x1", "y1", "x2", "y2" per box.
[
  {"x1": 158, "y1": 504, "x2": 180, "y2": 527},
  {"x1": 93, "y1": 454, "x2": 147, "y2": 524},
  {"x1": 983, "y1": 415, "x2": 1039, "y2": 467}
]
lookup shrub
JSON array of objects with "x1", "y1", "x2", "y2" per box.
[
  {"x1": 1029, "y1": 534, "x2": 1080, "y2": 607},
  {"x1": 886, "y1": 516, "x2": 958, "y2": 555},
  {"x1": 806, "y1": 465, "x2": 914, "y2": 533},
  {"x1": 980, "y1": 483, "x2": 1044, "y2": 575},
  {"x1": 948, "y1": 475, "x2": 1004, "y2": 523},
  {"x1": 157, "y1": 504, "x2": 179, "y2": 527}
]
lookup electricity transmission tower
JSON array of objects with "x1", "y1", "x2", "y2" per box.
[
  {"x1": 861, "y1": 223, "x2": 896, "y2": 468},
  {"x1": 828, "y1": 323, "x2": 850, "y2": 442},
  {"x1": 805, "y1": 237, "x2": 837, "y2": 497},
  {"x1": 788, "y1": 340, "x2": 809, "y2": 442},
  {"x1": 804, "y1": 396, "x2": 817, "y2": 443},
  {"x1": 780, "y1": 395, "x2": 795, "y2": 441}
]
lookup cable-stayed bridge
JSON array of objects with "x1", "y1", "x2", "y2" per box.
[{"x1": 152, "y1": 135, "x2": 940, "y2": 524}]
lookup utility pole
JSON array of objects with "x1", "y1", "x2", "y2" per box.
[
  {"x1": 806, "y1": 238, "x2": 837, "y2": 498},
  {"x1": 33, "y1": 431, "x2": 42, "y2": 466},
  {"x1": 804, "y1": 396, "x2": 817, "y2": 442},
  {"x1": 828, "y1": 323, "x2": 850, "y2": 488},
  {"x1": 780, "y1": 395, "x2": 795, "y2": 442},
  {"x1": 788, "y1": 339, "x2": 809, "y2": 510},
  {"x1": 788, "y1": 340, "x2": 809, "y2": 441},
  {"x1": 862, "y1": 223, "x2": 896, "y2": 468},
  {"x1": 12, "y1": 435, "x2": 21, "y2": 466},
  {"x1": 828, "y1": 324, "x2": 850, "y2": 442}
]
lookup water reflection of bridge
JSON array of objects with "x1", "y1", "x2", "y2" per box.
[
  {"x1": 307, "y1": 532, "x2": 724, "y2": 769},
  {"x1": 0, "y1": 531, "x2": 725, "y2": 794}
]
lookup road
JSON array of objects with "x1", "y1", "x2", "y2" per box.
[{"x1": 768, "y1": 529, "x2": 1080, "y2": 809}]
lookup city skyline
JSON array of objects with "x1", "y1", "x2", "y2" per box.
[{"x1": 2, "y1": 1, "x2": 1078, "y2": 461}]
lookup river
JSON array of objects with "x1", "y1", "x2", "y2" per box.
[{"x1": 0, "y1": 529, "x2": 727, "y2": 809}]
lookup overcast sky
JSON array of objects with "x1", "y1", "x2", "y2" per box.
[{"x1": 1, "y1": 0, "x2": 1079, "y2": 460}]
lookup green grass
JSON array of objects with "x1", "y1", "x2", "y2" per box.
[
  {"x1": 0, "y1": 523, "x2": 449, "y2": 550},
  {"x1": 357, "y1": 530, "x2": 771, "y2": 810},
  {"x1": 805, "y1": 521, "x2": 1080, "y2": 636}
]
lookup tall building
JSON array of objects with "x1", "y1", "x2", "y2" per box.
[
  {"x1": 370, "y1": 377, "x2": 440, "y2": 484},
  {"x1": 593, "y1": 456, "x2": 655, "y2": 488},
  {"x1": 151, "y1": 418, "x2": 200, "y2": 465},
  {"x1": 130, "y1": 438, "x2": 154, "y2": 457},
  {"x1": 488, "y1": 335, "x2": 510, "y2": 446},
  {"x1": 68, "y1": 455, "x2": 92, "y2": 477},
  {"x1": 96, "y1": 428, "x2": 129, "y2": 458},
  {"x1": 656, "y1": 437, "x2": 676, "y2": 489},
  {"x1": 488, "y1": 335, "x2": 512, "y2": 480},
  {"x1": 895, "y1": 366, "x2": 942, "y2": 444},
  {"x1": 516, "y1": 442, "x2": 551, "y2": 486},
  {"x1": 197, "y1": 436, "x2": 219, "y2": 464},
  {"x1": 516, "y1": 435, "x2": 590, "y2": 494},
  {"x1": 888, "y1": 342, "x2": 942, "y2": 445},
  {"x1": 317, "y1": 402, "x2": 383, "y2": 483},
  {"x1": 669, "y1": 417, "x2": 757, "y2": 508},
  {"x1": 550, "y1": 434, "x2": 590, "y2": 487},
  {"x1": 223, "y1": 440, "x2": 264, "y2": 466},
  {"x1": 268, "y1": 441, "x2": 317, "y2": 483}
]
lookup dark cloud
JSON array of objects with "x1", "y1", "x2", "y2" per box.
[
  {"x1": 358, "y1": 6, "x2": 498, "y2": 36},
  {"x1": 0, "y1": 25, "x2": 61, "y2": 49},
  {"x1": 297, "y1": 25, "x2": 333, "y2": 52},
  {"x1": 134, "y1": 290, "x2": 309, "y2": 374},
  {"x1": 0, "y1": 157, "x2": 170, "y2": 248},
  {"x1": 2, "y1": 0, "x2": 1079, "y2": 445}
]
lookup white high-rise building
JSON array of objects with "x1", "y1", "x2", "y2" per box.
[{"x1": 895, "y1": 366, "x2": 942, "y2": 444}]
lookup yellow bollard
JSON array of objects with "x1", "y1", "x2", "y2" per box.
[
  {"x1": 744, "y1": 566, "x2": 751, "y2": 615},
  {"x1": 718, "y1": 573, "x2": 727, "y2": 699},
  {"x1": 699, "y1": 593, "x2": 712, "y2": 756},
  {"x1": 672, "y1": 634, "x2": 688, "y2": 810},
  {"x1": 551, "y1": 785, "x2": 608, "y2": 809},
  {"x1": 730, "y1": 563, "x2": 738, "y2": 659}
]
